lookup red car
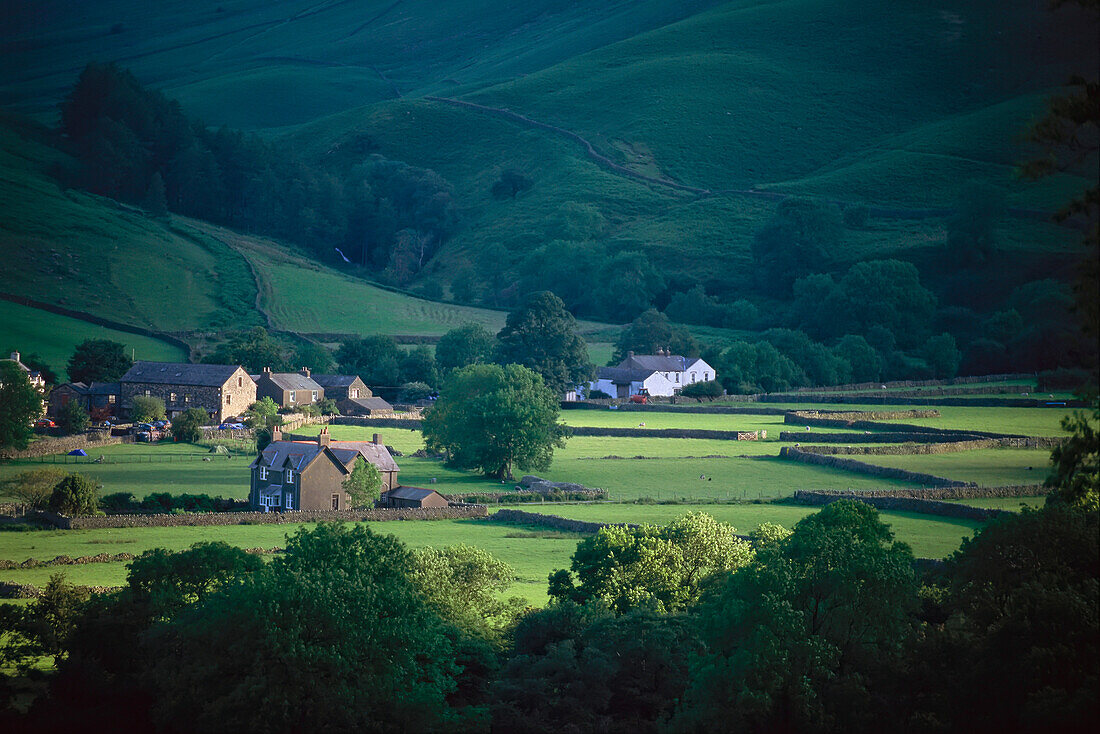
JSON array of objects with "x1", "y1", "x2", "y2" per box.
[{"x1": 34, "y1": 418, "x2": 56, "y2": 428}]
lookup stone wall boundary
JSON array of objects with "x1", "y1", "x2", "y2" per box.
[
  {"x1": 48, "y1": 505, "x2": 487, "y2": 529},
  {"x1": 0, "y1": 432, "x2": 126, "y2": 460},
  {"x1": 488, "y1": 508, "x2": 638, "y2": 534},
  {"x1": 779, "y1": 447, "x2": 973, "y2": 487},
  {"x1": 794, "y1": 485, "x2": 1047, "y2": 500},
  {"x1": 792, "y1": 490, "x2": 1013, "y2": 521},
  {"x1": 788, "y1": 437, "x2": 1062, "y2": 455}
]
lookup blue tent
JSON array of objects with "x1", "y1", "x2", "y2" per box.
[{"x1": 68, "y1": 449, "x2": 88, "y2": 457}]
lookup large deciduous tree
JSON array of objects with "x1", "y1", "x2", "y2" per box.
[
  {"x1": 612, "y1": 309, "x2": 699, "y2": 363},
  {"x1": 203, "y1": 327, "x2": 285, "y2": 374},
  {"x1": 423, "y1": 363, "x2": 568, "y2": 479},
  {"x1": 0, "y1": 361, "x2": 42, "y2": 450},
  {"x1": 145, "y1": 524, "x2": 467, "y2": 732},
  {"x1": 495, "y1": 291, "x2": 593, "y2": 395},
  {"x1": 342, "y1": 457, "x2": 382, "y2": 507},
  {"x1": 435, "y1": 323, "x2": 496, "y2": 375},
  {"x1": 549, "y1": 513, "x2": 754, "y2": 614},
  {"x1": 66, "y1": 339, "x2": 132, "y2": 384},
  {"x1": 336, "y1": 334, "x2": 401, "y2": 390},
  {"x1": 673, "y1": 501, "x2": 918, "y2": 733}
]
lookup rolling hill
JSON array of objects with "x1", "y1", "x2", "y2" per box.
[{"x1": 0, "y1": 0, "x2": 1095, "y2": 365}]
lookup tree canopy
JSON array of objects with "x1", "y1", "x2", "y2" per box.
[
  {"x1": 494, "y1": 291, "x2": 593, "y2": 395},
  {"x1": 0, "y1": 361, "x2": 42, "y2": 450},
  {"x1": 436, "y1": 324, "x2": 496, "y2": 375},
  {"x1": 423, "y1": 363, "x2": 568, "y2": 479},
  {"x1": 66, "y1": 339, "x2": 132, "y2": 384},
  {"x1": 612, "y1": 309, "x2": 699, "y2": 363},
  {"x1": 342, "y1": 456, "x2": 383, "y2": 507}
]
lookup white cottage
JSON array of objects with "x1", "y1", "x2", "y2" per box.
[
  {"x1": 588, "y1": 366, "x2": 679, "y2": 399},
  {"x1": 616, "y1": 351, "x2": 716, "y2": 389}
]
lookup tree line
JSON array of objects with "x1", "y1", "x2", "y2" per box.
[{"x1": 1, "y1": 492, "x2": 1095, "y2": 732}]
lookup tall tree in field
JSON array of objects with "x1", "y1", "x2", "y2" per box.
[
  {"x1": 612, "y1": 309, "x2": 699, "y2": 363},
  {"x1": 0, "y1": 361, "x2": 42, "y2": 450},
  {"x1": 423, "y1": 363, "x2": 568, "y2": 479},
  {"x1": 435, "y1": 324, "x2": 495, "y2": 375},
  {"x1": 495, "y1": 291, "x2": 593, "y2": 395},
  {"x1": 66, "y1": 339, "x2": 132, "y2": 383}
]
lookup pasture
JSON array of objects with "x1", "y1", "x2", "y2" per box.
[{"x1": 0, "y1": 301, "x2": 188, "y2": 379}]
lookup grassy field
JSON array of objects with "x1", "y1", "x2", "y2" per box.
[
  {"x1": 0, "y1": 301, "x2": 188, "y2": 379},
  {"x1": 0, "y1": 518, "x2": 586, "y2": 605},
  {"x1": 759, "y1": 403, "x2": 1076, "y2": 437},
  {"x1": 0, "y1": 441, "x2": 254, "y2": 501},
  {"x1": 854, "y1": 448, "x2": 1052, "y2": 487}
]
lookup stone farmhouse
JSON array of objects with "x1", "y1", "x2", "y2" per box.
[
  {"x1": 253, "y1": 367, "x2": 325, "y2": 409},
  {"x1": 120, "y1": 361, "x2": 255, "y2": 423},
  {"x1": 587, "y1": 350, "x2": 717, "y2": 398},
  {"x1": 311, "y1": 373, "x2": 394, "y2": 416},
  {"x1": 249, "y1": 427, "x2": 399, "y2": 511},
  {"x1": 48, "y1": 381, "x2": 120, "y2": 420}
]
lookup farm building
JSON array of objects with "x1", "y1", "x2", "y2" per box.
[
  {"x1": 311, "y1": 373, "x2": 395, "y2": 416},
  {"x1": 588, "y1": 367, "x2": 678, "y2": 399},
  {"x1": 249, "y1": 428, "x2": 399, "y2": 511},
  {"x1": 120, "y1": 361, "x2": 255, "y2": 423},
  {"x1": 48, "y1": 381, "x2": 120, "y2": 420},
  {"x1": 379, "y1": 486, "x2": 449, "y2": 509},
  {"x1": 254, "y1": 367, "x2": 325, "y2": 408}
]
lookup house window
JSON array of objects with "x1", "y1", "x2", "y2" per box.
[
  {"x1": 311, "y1": 390, "x2": 317, "y2": 401},
  {"x1": 170, "y1": 393, "x2": 177, "y2": 402},
  {"x1": 144, "y1": 390, "x2": 151, "y2": 397},
  {"x1": 675, "y1": 373, "x2": 680, "y2": 383},
  {"x1": 238, "y1": 376, "x2": 243, "y2": 387},
  {"x1": 61, "y1": 394, "x2": 70, "y2": 407},
  {"x1": 259, "y1": 466, "x2": 268, "y2": 480},
  {"x1": 286, "y1": 469, "x2": 294, "y2": 483},
  {"x1": 703, "y1": 372, "x2": 709, "y2": 380},
  {"x1": 271, "y1": 493, "x2": 281, "y2": 507},
  {"x1": 108, "y1": 395, "x2": 116, "y2": 404},
  {"x1": 226, "y1": 394, "x2": 232, "y2": 405},
  {"x1": 285, "y1": 493, "x2": 293, "y2": 510},
  {"x1": 350, "y1": 388, "x2": 359, "y2": 399},
  {"x1": 289, "y1": 390, "x2": 296, "y2": 403},
  {"x1": 331, "y1": 494, "x2": 340, "y2": 510},
  {"x1": 184, "y1": 394, "x2": 191, "y2": 403},
  {"x1": 690, "y1": 372, "x2": 696, "y2": 383}
]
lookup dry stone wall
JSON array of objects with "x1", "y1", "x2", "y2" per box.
[
  {"x1": 0, "y1": 432, "x2": 126, "y2": 459},
  {"x1": 789, "y1": 437, "x2": 1062, "y2": 456},
  {"x1": 50, "y1": 504, "x2": 487, "y2": 529},
  {"x1": 793, "y1": 490, "x2": 1011, "y2": 521},
  {"x1": 490, "y1": 508, "x2": 637, "y2": 534},
  {"x1": 779, "y1": 446, "x2": 973, "y2": 487}
]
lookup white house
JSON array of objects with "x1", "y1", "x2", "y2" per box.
[
  {"x1": 616, "y1": 350, "x2": 716, "y2": 389},
  {"x1": 588, "y1": 366, "x2": 679, "y2": 399}
]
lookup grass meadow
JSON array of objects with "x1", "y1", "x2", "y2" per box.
[{"x1": 0, "y1": 300, "x2": 188, "y2": 379}]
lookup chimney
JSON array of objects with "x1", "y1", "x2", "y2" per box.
[
  {"x1": 318, "y1": 427, "x2": 330, "y2": 447},
  {"x1": 10, "y1": 352, "x2": 19, "y2": 362},
  {"x1": 373, "y1": 433, "x2": 381, "y2": 445},
  {"x1": 300, "y1": 367, "x2": 311, "y2": 378},
  {"x1": 262, "y1": 367, "x2": 272, "y2": 376},
  {"x1": 627, "y1": 351, "x2": 634, "y2": 359},
  {"x1": 272, "y1": 427, "x2": 282, "y2": 442}
]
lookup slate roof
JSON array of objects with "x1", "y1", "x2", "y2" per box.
[
  {"x1": 86, "y1": 382, "x2": 120, "y2": 395},
  {"x1": 311, "y1": 374, "x2": 362, "y2": 389},
  {"x1": 122, "y1": 361, "x2": 244, "y2": 387},
  {"x1": 618, "y1": 354, "x2": 694, "y2": 372},
  {"x1": 596, "y1": 366, "x2": 659, "y2": 385},
  {"x1": 264, "y1": 372, "x2": 323, "y2": 392},
  {"x1": 251, "y1": 439, "x2": 399, "y2": 473},
  {"x1": 346, "y1": 396, "x2": 393, "y2": 412},
  {"x1": 386, "y1": 486, "x2": 441, "y2": 501},
  {"x1": 330, "y1": 441, "x2": 400, "y2": 472}
]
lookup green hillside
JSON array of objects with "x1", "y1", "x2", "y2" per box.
[
  {"x1": 0, "y1": 116, "x2": 556, "y2": 352},
  {"x1": 0, "y1": 300, "x2": 188, "y2": 378}
]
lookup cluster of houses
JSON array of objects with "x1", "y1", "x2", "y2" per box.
[
  {"x1": 47, "y1": 362, "x2": 395, "y2": 424},
  {"x1": 29, "y1": 349, "x2": 716, "y2": 514}
]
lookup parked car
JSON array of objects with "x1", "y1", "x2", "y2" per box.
[
  {"x1": 153, "y1": 420, "x2": 170, "y2": 430},
  {"x1": 34, "y1": 418, "x2": 56, "y2": 428},
  {"x1": 218, "y1": 422, "x2": 246, "y2": 430}
]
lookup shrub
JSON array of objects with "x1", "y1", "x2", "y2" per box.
[
  {"x1": 49, "y1": 473, "x2": 99, "y2": 515},
  {"x1": 171, "y1": 408, "x2": 208, "y2": 443},
  {"x1": 587, "y1": 389, "x2": 612, "y2": 400},
  {"x1": 679, "y1": 380, "x2": 724, "y2": 400},
  {"x1": 131, "y1": 395, "x2": 166, "y2": 423}
]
